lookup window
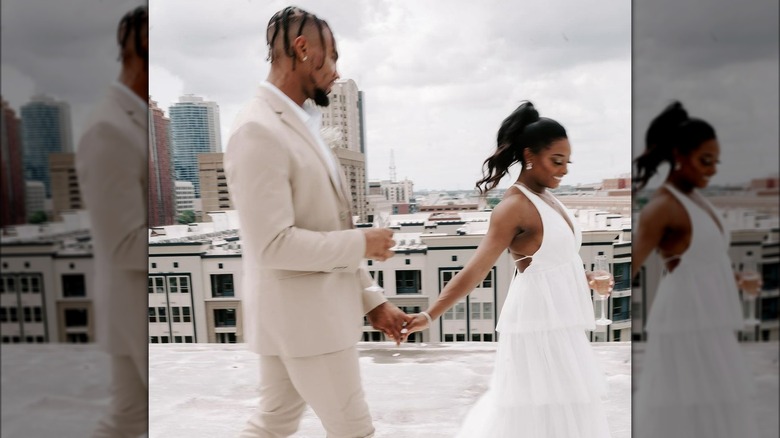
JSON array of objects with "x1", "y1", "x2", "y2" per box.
[
  {"x1": 20, "y1": 277, "x2": 29, "y2": 293},
  {"x1": 483, "y1": 302, "x2": 493, "y2": 319},
  {"x1": 481, "y1": 271, "x2": 493, "y2": 288},
  {"x1": 64, "y1": 309, "x2": 88, "y2": 327},
  {"x1": 62, "y1": 274, "x2": 86, "y2": 297},
  {"x1": 66, "y1": 333, "x2": 88, "y2": 343},
  {"x1": 613, "y1": 263, "x2": 631, "y2": 290},
  {"x1": 148, "y1": 307, "x2": 156, "y2": 323},
  {"x1": 33, "y1": 307, "x2": 42, "y2": 322},
  {"x1": 454, "y1": 303, "x2": 466, "y2": 320},
  {"x1": 763, "y1": 262, "x2": 778, "y2": 291},
  {"x1": 444, "y1": 334, "x2": 454, "y2": 342},
  {"x1": 441, "y1": 270, "x2": 461, "y2": 288},
  {"x1": 484, "y1": 333, "x2": 493, "y2": 342},
  {"x1": 173, "y1": 262, "x2": 179, "y2": 268},
  {"x1": 168, "y1": 277, "x2": 178, "y2": 293},
  {"x1": 174, "y1": 336, "x2": 183, "y2": 343},
  {"x1": 161, "y1": 336, "x2": 169, "y2": 343},
  {"x1": 369, "y1": 271, "x2": 384, "y2": 287},
  {"x1": 443, "y1": 308, "x2": 454, "y2": 320},
  {"x1": 23, "y1": 307, "x2": 32, "y2": 322},
  {"x1": 395, "y1": 270, "x2": 421, "y2": 294},
  {"x1": 179, "y1": 276, "x2": 190, "y2": 293},
  {"x1": 761, "y1": 296, "x2": 778, "y2": 321},
  {"x1": 456, "y1": 334, "x2": 466, "y2": 342},
  {"x1": 613, "y1": 330, "x2": 622, "y2": 342},
  {"x1": 150, "y1": 276, "x2": 165, "y2": 294},
  {"x1": 451, "y1": 255, "x2": 458, "y2": 262},
  {"x1": 0, "y1": 308, "x2": 7, "y2": 322},
  {"x1": 185, "y1": 336, "x2": 193, "y2": 343},
  {"x1": 157, "y1": 307, "x2": 167, "y2": 323},
  {"x1": 36, "y1": 336, "x2": 44, "y2": 343},
  {"x1": 150, "y1": 336, "x2": 159, "y2": 343},
  {"x1": 471, "y1": 334, "x2": 481, "y2": 341},
  {"x1": 214, "y1": 309, "x2": 236, "y2": 327},
  {"x1": 172, "y1": 307, "x2": 181, "y2": 323},
  {"x1": 6, "y1": 277, "x2": 15, "y2": 293},
  {"x1": 211, "y1": 274, "x2": 235, "y2": 297},
  {"x1": 216, "y1": 332, "x2": 237, "y2": 343},
  {"x1": 612, "y1": 297, "x2": 631, "y2": 321},
  {"x1": 9, "y1": 307, "x2": 18, "y2": 322},
  {"x1": 151, "y1": 263, "x2": 157, "y2": 269},
  {"x1": 182, "y1": 307, "x2": 192, "y2": 323},
  {"x1": 471, "y1": 303, "x2": 481, "y2": 320},
  {"x1": 30, "y1": 276, "x2": 41, "y2": 293}
]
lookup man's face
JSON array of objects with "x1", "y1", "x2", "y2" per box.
[{"x1": 302, "y1": 27, "x2": 339, "y2": 106}]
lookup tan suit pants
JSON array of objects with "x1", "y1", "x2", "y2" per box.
[
  {"x1": 91, "y1": 354, "x2": 148, "y2": 438},
  {"x1": 240, "y1": 346, "x2": 374, "y2": 438}
]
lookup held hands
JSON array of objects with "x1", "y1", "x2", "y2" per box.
[
  {"x1": 363, "y1": 228, "x2": 395, "y2": 261},
  {"x1": 399, "y1": 313, "x2": 431, "y2": 343},
  {"x1": 366, "y1": 302, "x2": 414, "y2": 346}
]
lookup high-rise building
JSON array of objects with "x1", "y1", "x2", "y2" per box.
[
  {"x1": 170, "y1": 95, "x2": 222, "y2": 197},
  {"x1": 198, "y1": 153, "x2": 231, "y2": 219},
  {"x1": 20, "y1": 95, "x2": 73, "y2": 198},
  {"x1": 149, "y1": 98, "x2": 176, "y2": 227},
  {"x1": 1, "y1": 99, "x2": 26, "y2": 227},
  {"x1": 49, "y1": 153, "x2": 81, "y2": 221},
  {"x1": 25, "y1": 181, "x2": 46, "y2": 220},
  {"x1": 175, "y1": 181, "x2": 196, "y2": 215},
  {"x1": 320, "y1": 80, "x2": 367, "y2": 221}
]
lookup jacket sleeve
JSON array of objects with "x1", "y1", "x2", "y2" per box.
[
  {"x1": 225, "y1": 121, "x2": 365, "y2": 273},
  {"x1": 76, "y1": 121, "x2": 147, "y2": 272}
]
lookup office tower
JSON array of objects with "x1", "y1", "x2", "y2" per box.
[
  {"x1": 198, "y1": 153, "x2": 231, "y2": 220},
  {"x1": 170, "y1": 94, "x2": 222, "y2": 197},
  {"x1": 1, "y1": 99, "x2": 26, "y2": 227},
  {"x1": 20, "y1": 95, "x2": 73, "y2": 198},
  {"x1": 49, "y1": 153, "x2": 81, "y2": 221},
  {"x1": 149, "y1": 98, "x2": 176, "y2": 227}
]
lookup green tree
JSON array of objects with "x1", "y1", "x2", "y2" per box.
[
  {"x1": 177, "y1": 210, "x2": 196, "y2": 224},
  {"x1": 28, "y1": 211, "x2": 48, "y2": 224}
]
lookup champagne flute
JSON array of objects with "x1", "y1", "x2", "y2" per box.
[
  {"x1": 592, "y1": 255, "x2": 613, "y2": 326},
  {"x1": 364, "y1": 211, "x2": 390, "y2": 293},
  {"x1": 739, "y1": 252, "x2": 762, "y2": 326}
]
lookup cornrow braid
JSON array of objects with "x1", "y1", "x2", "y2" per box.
[
  {"x1": 266, "y1": 6, "x2": 332, "y2": 71},
  {"x1": 117, "y1": 6, "x2": 148, "y2": 64}
]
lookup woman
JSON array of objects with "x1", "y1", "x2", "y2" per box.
[
  {"x1": 631, "y1": 102, "x2": 757, "y2": 438},
  {"x1": 404, "y1": 102, "x2": 612, "y2": 437}
]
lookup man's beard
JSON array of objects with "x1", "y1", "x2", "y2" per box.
[{"x1": 313, "y1": 88, "x2": 330, "y2": 107}]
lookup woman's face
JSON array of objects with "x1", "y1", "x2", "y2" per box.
[
  {"x1": 677, "y1": 138, "x2": 720, "y2": 188},
  {"x1": 528, "y1": 138, "x2": 571, "y2": 189}
]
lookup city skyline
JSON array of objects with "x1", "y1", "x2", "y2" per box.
[{"x1": 149, "y1": 0, "x2": 633, "y2": 190}]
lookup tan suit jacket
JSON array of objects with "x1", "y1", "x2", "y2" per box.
[
  {"x1": 225, "y1": 86, "x2": 385, "y2": 358},
  {"x1": 76, "y1": 84, "x2": 148, "y2": 361}
]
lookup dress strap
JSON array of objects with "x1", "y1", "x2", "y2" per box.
[{"x1": 514, "y1": 255, "x2": 532, "y2": 262}]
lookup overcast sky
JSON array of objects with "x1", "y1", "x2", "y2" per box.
[
  {"x1": 149, "y1": 0, "x2": 632, "y2": 190},
  {"x1": 633, "y1": 0, "x2": 779, "y2": 188},
  {"x1": 1, "y1": 0, "x2": 141, "y2": 146}
]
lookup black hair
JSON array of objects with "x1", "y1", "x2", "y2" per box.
[
  {"x1": 476, "y1": 101, "x2": 567, "y2": 194},
  {"x1": 117, "y1": 6, "x2": 148, "y2": 65},
  {"x1": 266, "y1": 6, "x2": 334, "y2": 71},
  {"x1": 633, "y1": 101, "x2": 716, "y2": 192}
]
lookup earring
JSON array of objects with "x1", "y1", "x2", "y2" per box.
[
  {"x1": 525, "y1": 162, "x2": 533, "y2": 170},
  {"x1": 674, "y1": 161, "x2": 681, "y2": 171},
  {"x1": 302, "y1": 56, "x2": 308, "y2": 61}
]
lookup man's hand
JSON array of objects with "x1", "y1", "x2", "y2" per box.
[
  {"x1": 363, "y1": 228, "x2": 395, "y2": 261},
  {"x1": 366, "y1": 302, "x2": 413, "y2": 345}
]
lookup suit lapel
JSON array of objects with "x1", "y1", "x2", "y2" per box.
[{"x1": 258, "y1": 86, "x2": 350, "y2": 208}]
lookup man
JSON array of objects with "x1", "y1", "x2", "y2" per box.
[
  {"x1": 225, "y1": 6, "x2": 412, "y2": 438},
  {"x1": 75, "y1": 6, "x2": 148, "y2": 437}
]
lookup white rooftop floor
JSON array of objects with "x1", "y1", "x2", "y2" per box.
[{"x1": 2, "y1": 342, "x2": 777, "y2": 438}]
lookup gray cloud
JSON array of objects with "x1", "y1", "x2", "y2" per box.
[
  {"x1": 632, "y1": 0, "x2": 779, "y2": 187},
  {"x1": 151, "y1": 0, "x2": 632, "y2": 190},
  {"x1": 1, "y1": 0, "x2": 142, "y2": 140}
]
